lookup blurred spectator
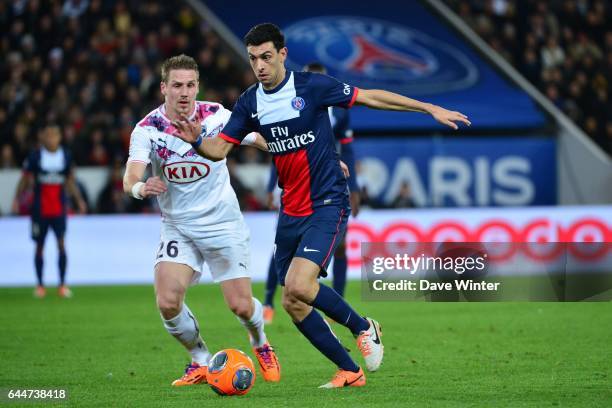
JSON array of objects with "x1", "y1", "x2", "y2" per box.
[
  {"x1": 62, "y1": 0, "x2": 89, "y2": 18},
  {"x1": 97, "y1": 157, "x2": 130, "y2": 213},
  {"x1": 447, "y1": 0, "x2": 612, "y2": 155},
  {"x1": 390, "y1": 182, "x2": 416, "y2": 208},
  {"x1": 1, "y1": 144, "x2": 16, "y2": 168},
  {"x1": 355, "y1": 162, "x2": 384, "y2": 209},
  {"x1": 359, "y1": 185, "x2": 384, "y2": 209}
]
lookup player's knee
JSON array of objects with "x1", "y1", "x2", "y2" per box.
[
  {"x1": 228, "y1": 297, "x2": 253, "y2": 320},
  {"x1": 281, "y1": 294, "x2": 303, "y2": 315},
  {"x1": 284, "y1": 282, "x2": 312, "y2": 303},
  {"x1": 156, "y1": 294, "x2": 182, "y2": 319}
]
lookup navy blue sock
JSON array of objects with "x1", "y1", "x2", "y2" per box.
[
  {"x1": 264, "y1": 256, "x2": 278, "y2": 307},
  {"x1": 35, "y1": 253, "x2": 43, "y2": 286},
  {"x1": 311, "y1": 284, "x2": 369, "y2": 336},
  {"x1": 294, "y1": 309, "x2": 359, "y2": 372},
  {"x1": 59, "y1": 251, "x2": 67, "y2": 285},
  {"x1": 332, "y1": 256, "x2": 347, "y2": 297}
]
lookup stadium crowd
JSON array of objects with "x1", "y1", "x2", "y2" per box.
[
  {"x1": 5, "y1": 0, "x2": 607, "y2": 213},
  {"x1": 447, "y1": 0, "x2": 612, "y2": 154},
  {"x1": 0, "y1": 0, "x2": 270, "y2": 212}
]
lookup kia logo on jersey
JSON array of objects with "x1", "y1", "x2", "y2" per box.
[
  {"x1": 162, "y1": 161, "x2": 210, "y2": 184},
  {"x1": 284, "y1": 16, "x2": 478, "y2": 95}
]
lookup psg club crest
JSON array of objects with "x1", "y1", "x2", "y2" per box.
[
  {"x1": 283, "y1": 16, "x2": 478, "y2": 96},
  {"x1": 291, "y1": 96, "x2": 306, "y2": 111}
]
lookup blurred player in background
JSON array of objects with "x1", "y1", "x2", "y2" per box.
[
  {"x1": 173, "y1": 23, "x2": 469, "y2": 388},
  {"x1": 11, "y1": 124, "x2": 87, "y2": 298},
  {"x1": 122, "y1": 54, "x2": 280, "y2": 386},
  {"x1": 262, "y1": 62, "x2": 360, "y2": 324}
]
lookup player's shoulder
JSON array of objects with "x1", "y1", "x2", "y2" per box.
[
  {"x1": 134, "y1": 105, "x2": 167, "y2": 131},
  {"x1": 293, "y1": 70, "x2": 317, "y2": 81},
  {"x1": 196, "y1": 100, "x2": 225, "y2": 114},
  {"x1": 295, "y1": 71, "x2": 339, "y2": 90},
  {"x1": 28, "y1": 148, "x2": 40, "y2": 159},
  {"x1": 239, "y1": 83, "x2": 259, "y2": 101},
  {"x1": 60, "y1": 146, "x2": 72, "y2": 161},
  {"x1": 229, "y1": 84, "x2": 258, "y2": 112},
  {"x1": 196, "y1": 100, "x2": 233, "y2": 121},
  {"x1": 295, "y1": 71, "x2": 328, "y2": 83},
  {"x1": 24, "y1": 149, "x2": 40, "y2": 166},
  {"x1": 31, "y1": 147, "x2": 45, "y2": 161},
  {"x1": 244, "y1": 82, "x2": 259, "y2": 95}
]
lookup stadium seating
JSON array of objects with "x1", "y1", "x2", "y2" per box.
[{"x1": 446, "y1": 0, "x2": 611, "y2": 154}]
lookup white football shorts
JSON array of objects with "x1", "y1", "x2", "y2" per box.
[{"x1": 154, "y1": 220, "x2": 250, "y2": 284}]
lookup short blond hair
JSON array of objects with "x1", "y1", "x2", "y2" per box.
[{"x1": 160, "y1": 54, "x2": 199, "y2": 83}]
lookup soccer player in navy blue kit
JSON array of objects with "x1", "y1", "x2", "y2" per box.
[
  {"x1": 262, "y1": 62, "x2": 360, "y2": 324},
  {"x1": 12, "y1": 124, "x2": 87, "y2": 298},
  {"x1": 173, "y1": 23, "x2": 470, "y2": 388}
]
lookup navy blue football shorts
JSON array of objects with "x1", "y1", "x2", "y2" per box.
[
  {"x1": 274, "y1": 205, "x2": 349, "y2": 286},
  {"x1": 31, "y1": 216, "x2": 66, "y2": 245}
]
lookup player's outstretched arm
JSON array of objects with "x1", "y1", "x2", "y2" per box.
[
  {"x1": 355, "y1": 89, "x2": 471, "y2": 130},
  {"x1": 123, "y1": 161, "x2": 167, "y2": 199},
  {"x1": 172, "y1": 114, "x2": 233, "y2": 161}
]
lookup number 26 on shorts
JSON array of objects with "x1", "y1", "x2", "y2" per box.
[{"x1": 157, "y1": 240, "x2": 179, "y2": 259}]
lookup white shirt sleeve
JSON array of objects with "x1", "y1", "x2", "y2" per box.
[
  {"x1": 203, "y1": 105, "x2": 232, "y2": 138},
  {"x1": 127, "y1": 127, "x2": 152, "y2": 164}
]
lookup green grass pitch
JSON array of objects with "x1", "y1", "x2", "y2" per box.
[{"x1": 0, "y1": 282, "x2": 610, "y2": 407}]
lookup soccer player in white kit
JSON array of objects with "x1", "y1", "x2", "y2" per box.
[{"x1": 122, "y1": 54, "x2": 280, "y2": 386}]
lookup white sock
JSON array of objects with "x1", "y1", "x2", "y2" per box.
[
  {"x1": 238, "y1": 297, "x2": 267, "y2": 348},
  {"x1": 163, "y1": 303, "x2": 211, "y2": 366}
]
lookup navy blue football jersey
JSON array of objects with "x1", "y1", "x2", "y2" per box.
[{"x1": 220, "y1": 71, "x2": 359, "y2": 216}]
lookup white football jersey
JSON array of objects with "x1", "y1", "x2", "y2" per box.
[{"x1": 128, "y1": 101, "x2": 242, "y2": 226}]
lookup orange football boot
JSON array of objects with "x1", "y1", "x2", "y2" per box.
[
  {"x1": 319, "y1": 367, "x2": 366, "y2": 388},
  {"x1": 58, "y1": 285, "x2": 73, "y2": 298},
  {"x1": 34, "y1": 286, "x2": 46, "y2": 298},
  {"x1": 171, "y1": 362, "x2": 208, "y2": 386},
  {"x1": 252, "y1": 343, "x2": 280, "y2": 382}
]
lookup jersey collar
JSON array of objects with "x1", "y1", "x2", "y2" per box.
[{"x1": 261, "y1": 71, "x2": 292, "y2": 95}]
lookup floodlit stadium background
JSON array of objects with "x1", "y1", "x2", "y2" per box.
[
  {"x1": 0, "y1": 1, "x2": 611, "y2": 406},
  {"x1": 1, "y1": 0, "x2": 610, "y2": 285}
]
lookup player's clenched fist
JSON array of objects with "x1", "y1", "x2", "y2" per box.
[{"x1": 142, "y1": 176, "x2": 167, "y2": 197}]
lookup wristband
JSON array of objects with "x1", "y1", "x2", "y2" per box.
[
  {"x1": 191, "y1": 135, "x2": 203, "y2": 149},
  {"x1": 131, "y1": 181, "x2": 145, "y2": 200}
]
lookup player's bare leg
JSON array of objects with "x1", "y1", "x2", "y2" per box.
[
  {"x1": 155, "y1": 262, "x2": 210, "y2": 386},
  {"x1": 285, "y1": 257, "x2": 383, "y2": 373},
  {"x1": 220, "y1": 278, "x2": 280, "y2": 382}
]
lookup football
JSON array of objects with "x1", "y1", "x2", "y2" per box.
[{"x1": 207, "y1": 349, "x2": 256, "y2": 396}]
